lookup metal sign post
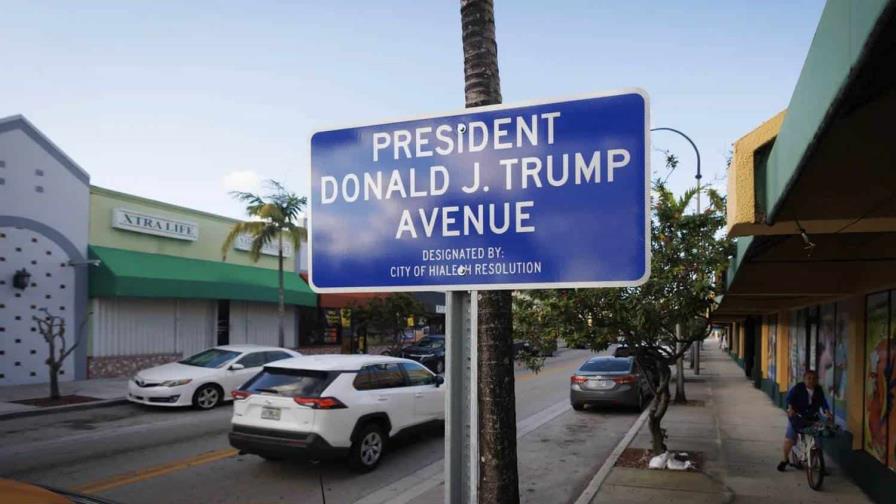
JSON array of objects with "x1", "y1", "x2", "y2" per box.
[{"x1": 445, "y1": 290, "x2": 478, "y2": 503}]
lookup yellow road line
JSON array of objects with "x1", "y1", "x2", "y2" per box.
[
  {"x1": 73, "y1": 352, "x2": 587, "y2": 495},
  {"x1": 74, "y1": 447, "x2": 238, "y2": 494}
]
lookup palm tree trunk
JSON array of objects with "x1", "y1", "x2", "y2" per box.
[
  {"x1": 461, "y1": 2, "x2": 518, "y2": 502},
  {"x1": 277, "y1": 234, "x2": 286, "y2": 348}
]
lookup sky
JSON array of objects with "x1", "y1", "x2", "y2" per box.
[{"x1": 0, "y1": 0, "x2": 826, "y2": 220}]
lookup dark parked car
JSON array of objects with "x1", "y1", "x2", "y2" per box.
[
  {"x1": 401, "y1": 335, "x2": 446, "y2": 374},
  {"x1": 570, "y1": 356, "x2": 652, "y2": 411}
]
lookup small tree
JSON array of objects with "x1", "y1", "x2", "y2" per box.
[
  {"x1": 223, "y1": 180, "x2": 306, "y2": 348},
  {"x1": 514, "y1": 181, "x2": 733, "y2": 454},
  {"x1": 33, "y1": 308, "x2": 80, "y2": 400},
  {"x1": 351, "y1": 294, "x2": 424, "y2": 355}
]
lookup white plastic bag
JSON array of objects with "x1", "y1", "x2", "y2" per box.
[
  {"x1": 648, "y1": 452, "x2": 669, "y2": 469},
  {"x1": 666, "y1": 453, "x2": 693, "y2": 471}
]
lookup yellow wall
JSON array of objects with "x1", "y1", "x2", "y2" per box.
[
  {"x1": 843, "y1": 295, "x2": 865, "y2": 450},
  {"x1": 776, "y1": 310, "x2": 790, "y2": 392},
  {"x1": 738, "y1": 324, "x2": 746, "y2": 358},
  {"x1": 726, "y1": 111, "x2": 786, "y2": 237}
]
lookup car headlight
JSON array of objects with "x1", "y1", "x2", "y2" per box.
[{"x1": 160, "y1": 379, "x2": 193, "y2": 387}]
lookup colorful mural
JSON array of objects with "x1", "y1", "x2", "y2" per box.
[
  {"x1": 767, "y1": 316, "x2": 777, "y2": 381},
  {"x1": 890, "y1": 294, "x2": 896, "y2": 472},
  {"x1": 864, "y1": 292, "x2": 890, "y2": 465},
  {"x1": 818, "y1": 303, "x2": 836, "y2": 415},
  {"x1": 833, "y1": 301, "x2": 849, "y2": 428}
]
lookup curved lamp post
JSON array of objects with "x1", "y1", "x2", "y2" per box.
[
  {"x1": 650, "y1": 127, "x2": 702, "y2": 213},
  {"x1": 651, "y1": 127, "x2": 704, "y2": 378}
]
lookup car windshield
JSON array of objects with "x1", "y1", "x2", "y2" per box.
[
  {"x1": 579, "y1": 358, "x2": 632, "y2": 373},
  {"x1": 179, "y1": 348, "x2": 241, "y2": 368},
  {"x1": 242, "y1": 368, "x2": 332, "y2": 397},
  {"x1": 415, "y1": 338, "x2": 444, "y2": 349}
]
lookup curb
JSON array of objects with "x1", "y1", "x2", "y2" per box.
[
  {"x1": 0, "y1": 397, "x2": 129, "y2": 421},
  {"x1": 573, "y1": 405, "x2": 651, "y2": 504}
]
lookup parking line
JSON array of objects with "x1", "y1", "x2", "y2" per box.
[{"x1": 73, "y1": 447, "x2": 239, "y2": 494}]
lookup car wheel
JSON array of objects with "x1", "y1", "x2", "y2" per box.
[
  {"x1": 350, "y1": 423, "x2": 386, "y2": 472},
  {"x1": 435, "y1": 359, "x2": 445, "y2": 374},
  {"x1": 192, "y1": 384, "x2": 221, "y2": 410},
  {"x1": 572, "y1": 402, "x2": 586, "y2": 411},
  {"x1": 636, "y1": 391, "x2": 645, "y2": 411}
]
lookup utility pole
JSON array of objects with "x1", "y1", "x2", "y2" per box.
[{"x1": 460, "y1": 1, "x2": 520, "y2": 503}]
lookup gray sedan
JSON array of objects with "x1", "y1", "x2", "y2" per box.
[{"x1": 570, "y1": 356, "x2": 652, "y2": 411}]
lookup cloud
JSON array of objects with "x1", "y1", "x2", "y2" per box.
[{"x1": 222, "y1": 170, "x2": 262, "y2": 193}]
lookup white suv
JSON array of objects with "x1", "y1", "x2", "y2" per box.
[{"x1": 228, "y1": 354, "x2": 444, "y2": 471}]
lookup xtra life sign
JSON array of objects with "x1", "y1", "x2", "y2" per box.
[{"x1": 309, "y1": 89, "x2": 650, "y2": 292}]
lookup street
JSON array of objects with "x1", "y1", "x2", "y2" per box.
[{"x1": 0, "y1": 348, "x2": 640, "y2": 504}]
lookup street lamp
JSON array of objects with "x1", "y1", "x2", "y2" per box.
[
  {"x1": 651, "y1": 127, "x2": 704, "y2": 377},
  {"x1": 650, "y1": 127, "x2": 703, "y2": 213}
]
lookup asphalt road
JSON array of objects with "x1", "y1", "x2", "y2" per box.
[{"x1": 0, "y1": 348, "x2": 641, "y2": 504}]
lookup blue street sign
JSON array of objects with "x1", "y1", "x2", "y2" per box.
[{"x1": 309, "y1": 89, "x2": 650, "y2": 292}]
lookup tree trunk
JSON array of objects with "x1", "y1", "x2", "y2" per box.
[
  {"x1": 674, "y1": 324, "x2": 687, "y2": 403},
  {"x1": 49, "y1": 364, "x2": 61, "y2": 400},
  {"x1": 647, "y1": 364, "x2": 671, "y2": 454},
  {"x1": 277, "y1": 234, "x2": 286, "y2": 348},
  {"x1": 460, "y1": 2, "x2": 518, "y2": 502}
]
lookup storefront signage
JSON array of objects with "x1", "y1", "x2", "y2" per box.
[
  {"x1": 309, "y1": 89, "x2": 650, "y2": 291},
  {"x1": 113, "y1": 208, "x2": 198, "y2": 241},
  {"x1": 233, "y1": 234, "x2": 294, "y2": 258}
]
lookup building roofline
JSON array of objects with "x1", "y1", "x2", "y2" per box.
[{"x1": 0, "y1": 114, "x2": 90, "y2": 185}]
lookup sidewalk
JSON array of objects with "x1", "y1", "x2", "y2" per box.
[
  {"x1": 591, "y1": 343, "x2": 871, "y2": 503},
  {"x1": 0, "y1": 377, "x2": 128, "y2": 419}
]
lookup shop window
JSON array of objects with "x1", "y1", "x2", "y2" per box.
[
  {"x1": 818, "y1": 304, "x2": 836, "y2": 421},
  {"x1": 826, "y1": 303, "x2": 849, "y2": 428}
]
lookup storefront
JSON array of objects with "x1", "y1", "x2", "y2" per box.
[
  {"x1": 86, "y1": 187, "x2": 317, "y2": 378},
  {"x1": 714, "y1": 2, "x2": 896, "y2": 500},
  {"x1": 1, "y1": 115, "x2": 320, "y2": 384}
]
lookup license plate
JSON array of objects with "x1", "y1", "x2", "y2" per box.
[
  {"x1": 586, "y1": 379, "x2": 613, "y2": 390},
  {"x1": 261, "y1": 407, "x2": 281, "y2": 420}
]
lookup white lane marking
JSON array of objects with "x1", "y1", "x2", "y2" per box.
[
  {"x1": 572, "y1": 406, "x2": 650, "y2": 504},
  {"x1": 355, "y1": 399, "x2": 572, "y2": 504}
]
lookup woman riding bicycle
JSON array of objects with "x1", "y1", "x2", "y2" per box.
[{"x1": 778, "y1": 369, "x2": 832, "y2": 472}]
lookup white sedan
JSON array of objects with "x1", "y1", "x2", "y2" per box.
[{"x1": 128, "y1": 345, "x2": 302, "y2": 410}]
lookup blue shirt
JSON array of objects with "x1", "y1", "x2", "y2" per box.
[{"x1": 786, "y1": 382, "x2": 829, "y2": 417}]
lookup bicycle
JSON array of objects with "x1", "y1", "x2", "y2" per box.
[{"x1": 788, "y1": 413, "x2": 838, "y2": 490}]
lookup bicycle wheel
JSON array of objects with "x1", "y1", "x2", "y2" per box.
[{"x1": 806, "y1": 447, "x2": 824, "y2": 490}]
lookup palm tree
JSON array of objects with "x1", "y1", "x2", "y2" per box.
[
  {"x1": 461, "y1": 1, "x2": 520, "y2": 502},
  {"x1": 222, "y1": 180, "x2": 307, "y2": 348}
]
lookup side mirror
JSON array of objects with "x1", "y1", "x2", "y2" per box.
[
  {"x1": 229, "y1": 363, "x2": 245, "y2": 371},
  {"x1": 435, "y1": 375, "x2": 445, "y2": 387}
]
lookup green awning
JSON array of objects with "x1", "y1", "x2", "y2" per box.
[{"x1": 88, "y1": 246, "x2": 317, "y2": 307}]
